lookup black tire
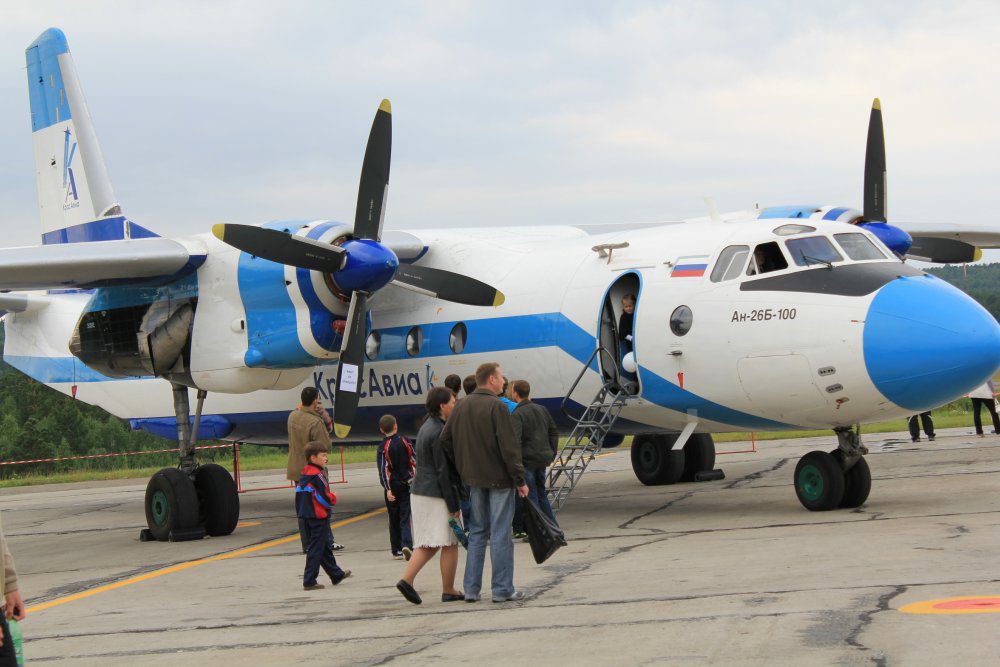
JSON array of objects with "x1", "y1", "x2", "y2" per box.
[
  {"x1": 794, "y1": 450, "x2": 845, "y2": 511},
  {"x1": 194, "y1": 463, "x2": 240, "y2": 536},
  {"x1": 680, "y1": 434, "x2": 716, "y2": 482},
  {"x1": 839, "y1": 456, "x2": 871, "y2": 508},
  {"x1": 631, "y1": 434, "x2": 686, "y2": 485},
  {"x1": 601, "y1": 433, "x2": 625, "y2": 449},
  {"x1": 145, "y1": 467, "x2": 199, "y2": 541}
]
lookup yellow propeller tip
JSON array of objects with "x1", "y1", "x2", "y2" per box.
[
  {"x1": 872, "y1": 98, "x2": 881, "y2": 110},
  {"x1": 379, "y1": 99, "x2": 392, "y2": 114},
  {"x1": 493, "y1": 292, "x2": 505, "y2": 307},
  {"x1": 974, "y1": 247, "x2": 983, "y2": 262},
  {"x1": 334, "y1": 423, "x2": 351, "y2": 439},
  {"x1": 211, "y1": 223, "x2": 226, "y2": 240}
]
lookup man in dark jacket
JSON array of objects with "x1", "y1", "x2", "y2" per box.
[
  {"x1": 439, "y1": 362, "x2": 529, "y2": 603},
  {"x1": 511, "y1": 380, "x2": 560, "y2": 525}
]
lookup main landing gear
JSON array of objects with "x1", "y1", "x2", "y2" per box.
[
  {"x1": 141, "y1": 384, "x2": 240, "y2": 542},
  {"x1": 630, "y1": 433, "x2": 719, "y2": 485},
  {"x1": 793, "y1": 425, "x2": 872, "y2": 511}
]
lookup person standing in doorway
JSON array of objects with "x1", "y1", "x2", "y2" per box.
[{"x1": 439, "y1": 362, "x2": 529, "y2": 603}]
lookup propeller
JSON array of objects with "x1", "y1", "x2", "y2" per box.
[
  {"x1": 212, "y1": 99, "x2": 505, "y2": 438},
  {"x1": 856, "y1": 98, "x2": 912, "y2": 256}
]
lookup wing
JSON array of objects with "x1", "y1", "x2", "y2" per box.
[
  {"x1": 0, "y1": 238, "x2": 197, "y2": 290},
  {"x1": 900, "y1": 222, "x2": 1000, "y2": 263}
]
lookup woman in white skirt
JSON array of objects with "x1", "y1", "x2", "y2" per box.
[{"x1": 396, "y1": 386, "x2": 465, "y2": 604}]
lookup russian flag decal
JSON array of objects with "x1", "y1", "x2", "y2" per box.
[{"x1": 671, "y1": 254, "x2": 709, "y2": 278}]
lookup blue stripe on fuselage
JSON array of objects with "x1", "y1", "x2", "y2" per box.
[{"x1": 41, "y1": 217, "x2": 160, "y2": 245}]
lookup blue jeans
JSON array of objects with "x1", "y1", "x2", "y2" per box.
[
  {"x1": 465, "y1": 486, "x2": 516, "y2": 599},
  {"x1": 525, "y1": 467, "x2": 557, "y2": 525}
]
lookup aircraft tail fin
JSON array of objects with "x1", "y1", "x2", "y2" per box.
[{"x1": 25, "y1": 28, "x2": 158, "y2": 244}]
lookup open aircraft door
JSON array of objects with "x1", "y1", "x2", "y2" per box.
[{"x1": 597, "y1": 272, "x2": 642, "y2": 395}]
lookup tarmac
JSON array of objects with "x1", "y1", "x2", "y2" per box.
[{"x1": 3, "y1": 427, "x2": 1000, "y2": 665}]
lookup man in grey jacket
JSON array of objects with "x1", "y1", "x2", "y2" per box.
[
  {"x1": 511, "y1": 380, "x2": 560, "y2": 525},
  {"x1": 439, "y1": 362, "x2": 529, "y2": 603},
  {"x1": 1, "y1": 514, "x2": 25, "y2": 664}
]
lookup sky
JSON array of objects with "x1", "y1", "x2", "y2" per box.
[{"x1": 0, "y1": 1, "x2": 999, "y2": 257}]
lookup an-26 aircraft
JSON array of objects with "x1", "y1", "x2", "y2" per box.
[{"x1": 3, "y1": 28, "x2": 1000, "y2": 541}]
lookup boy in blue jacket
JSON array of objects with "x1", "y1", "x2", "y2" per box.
[{"x1": 296, "y1": 441, "x2": 351, "y2": 590}]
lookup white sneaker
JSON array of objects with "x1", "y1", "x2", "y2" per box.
[{"x1": 332, "y1": 542, "x2": 346, "y2": 551}]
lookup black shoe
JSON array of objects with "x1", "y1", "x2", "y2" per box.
[
  {"x1": 441, "y1": 592, "x2": 465, "y2": 602},
  {"x1": 912, "y1": 437, "x2": 921, "y2": 442},
  {"x1": 928, "y1": 435, "x2": 936, "y2": 441},
  {"x1": 396, "y1": 579, "x2": 422, "y2": 604},
  {"x1": 332, "y1": 570, "x2": 351, "y2": 585},
  {"x1": 303, "y1": 583, "x2": 326, "y2": 591}
]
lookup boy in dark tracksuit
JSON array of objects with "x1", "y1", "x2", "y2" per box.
[
  {"x1": 296, "y1": 441, "x2": 351, "y2": 590},
  {"x1": 377, "y1": 414, "x2": 416, "y2": 559}
]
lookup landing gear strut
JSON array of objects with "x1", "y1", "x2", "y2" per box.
[
  {"x1": 793, "y1": 424, "x2": 872, "y2": 511},
  {"x1": 141, "y1": 384, "x2": 240, "y2": 541}
]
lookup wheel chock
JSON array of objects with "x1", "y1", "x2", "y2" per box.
[
  {"x1": 168, "y1": 527, "x2": 207, "y2": 542},
  {"x1": 694, "y1": 468, "x2": 725, "y2": 482}
]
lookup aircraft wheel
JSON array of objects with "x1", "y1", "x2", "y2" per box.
[
  {"x1": 794, "y1": 451, "x2": 845, "y2": 511},
  {"x1": 680, "y1": 434, "x2": 716, "y2": 482},
  {"x1": 839, "y1": 456, "x2": 872, "y2": 508},
  {"x1": 145, "y1": 468, "x2": 199, "y2": 541},
  {"x1": 631, "y1": 434, "x2": 686, "y2": 485},
  {"x1": 194, "y1": 463, "x2": 240, "y2": 536}
]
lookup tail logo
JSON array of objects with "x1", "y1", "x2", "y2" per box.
[{"x1": 62, "y1": 127, "x2": 79, "y2": 210}]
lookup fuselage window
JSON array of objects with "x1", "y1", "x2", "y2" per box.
[
  {"x1": 405, "y1": 327, "x2": 423, "y2": 357},
  {"x1": 746, "y1": 241, "x2": 789, "y2": 275},
  {"x1": 710, "y1": 245, "x2": 750, "y2": 282},
  {"x1": 449, "y1": 322, "x2": 467, "y2": 354},
  {"x1": 365, "y1": 331, "x2": 381, "y2": 360},
  {"x1": 834, "y1": 233, "x2": 887, "y2": 260},
  {"x1": 785, "y1": 236, "x2": 843, "y2": 267}
]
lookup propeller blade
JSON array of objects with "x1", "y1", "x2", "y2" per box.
[
  {"x1": 212, "y1": 224, "x2": 346, "y2": 273},
  {"x1": 392, "y1": 264, "x2": 505, "y2": 307},
  {"x1": 863, "y1": 98, "x2": 887, "y2": 222},
  {"x1": 332, "y1": 292, "x2": 369, "y2": 439},
  {"x1": 354, "y1": 99, "x2": 392, "y2": 241}
]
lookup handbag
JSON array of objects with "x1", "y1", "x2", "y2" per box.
[{"x1": 523, "y1": 496, "x2": 567, "y2": 564}]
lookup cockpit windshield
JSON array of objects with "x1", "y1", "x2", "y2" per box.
[
  {"x1": 834, "y1": 233, "x2": 888, "y2": 260},
  {"x1": 785, "y1": 236, "x2": 843, "y2": 267}
]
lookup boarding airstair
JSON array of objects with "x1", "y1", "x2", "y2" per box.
[{"x1": 546, "y1": 347, "x2": 630, "y2": 511}]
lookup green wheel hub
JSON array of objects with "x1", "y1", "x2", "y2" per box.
[
  {"x1": 150, "y1": 489, "x2": 170, "y2": 526},
  {"x1": 797, "y1": 464, "x2": 825, "y2": 502}
]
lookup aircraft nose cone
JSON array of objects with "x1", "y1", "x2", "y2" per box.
[{"x1": 864, "y1": 274, "x2": 1000, "y2": 411}]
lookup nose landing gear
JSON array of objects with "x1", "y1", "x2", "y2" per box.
[{"x1": 793, "y1": 425, "x2": 872, "y2": 511}]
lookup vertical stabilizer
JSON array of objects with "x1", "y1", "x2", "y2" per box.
[{"x1": 25, "y1": 28, "x2": 155, "y2": 244}]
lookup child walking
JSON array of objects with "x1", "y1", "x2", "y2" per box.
[
  {"x1": 378, "y1": 414, "x2": 416, "y2": 560},
  {"x1": 296, "y1": 441, "x2": 351, "y2": 590}
]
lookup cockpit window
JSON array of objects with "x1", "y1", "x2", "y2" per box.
[
  {"x1": 747, "y1": 242, "x2": 789, "y2": 275},
  {"x1": 834, "y1": 233, "x2": 887, "y2": 260},
  {"x1": 785, "y1": 236, "x2": 843, "y2": 267},
  {"x1": 710, "y1": 245, "x2": 750, "y2": 282}
]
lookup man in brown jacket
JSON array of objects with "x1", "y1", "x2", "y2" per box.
[
  {"x1": 288, "y1": 387, "x2": 338, "y2": 551},
  {"x1": 1, "y1": 514, "x2": 25, "y2": 663},
  {"x1": 440, "y1": 362, "x2": 529, "y2": 603}
]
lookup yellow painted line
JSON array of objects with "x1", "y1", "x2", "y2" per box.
[
  {"x1": 899, "y1": 596, "x2": 1000, "y2": 615},
  {"x1": 26, "y1": 508, "x2": 386, "y2": 615},
  {"x1": 235, "y1": 521, "x2": 262, "y2": 528}
]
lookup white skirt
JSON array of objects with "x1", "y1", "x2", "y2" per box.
[{"x1": 411, "y1": 493, "x2": 460, "y2": 548}]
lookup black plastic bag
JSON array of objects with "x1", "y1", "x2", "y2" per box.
[{"x1": 523, "y1": 496, "x2": 567, "y2": 564}]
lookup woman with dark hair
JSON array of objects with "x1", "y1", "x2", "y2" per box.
[{"x1": 395, "y1": 386, "x2": 464, "y2": 604}]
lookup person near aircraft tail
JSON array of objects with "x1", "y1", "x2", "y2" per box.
[
  {"x1": 296, "y1": 441, "x2": 351, "y2": 590},
  {"x1": 908, "y1": 412, "x2": 936, "y2": 442},
  {"x1": 395, "y1": 387, "x2": 465, "y2": 605},
  {"x1": 969, "y1": 380, "x2": 1000, "y2": 437},
  {"x1": 444, "y1": 374, "x2": 462, "y2": 396},
  {"x1": 511, "y1": 380, "x2": 560, "y2": 526},
  {"x1": 378, "y1": 414, "x2": 416, "y2": 560},
  {"x1": 439, "y1": 362, "x2": 529, "y2": 603},
  {"x1": 0, "y1": 514, "x2": 26, "y2": 666},
  {"x1": 288, "y1": 387, "x2": 334, "y2": 552},
  {"x1": 462, "y1": 375, "x2": 477, "y2": 397}
]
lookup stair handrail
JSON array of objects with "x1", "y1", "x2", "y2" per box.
[{"x1": 561, "y1": 344, "x2": 620, "y2": 422}]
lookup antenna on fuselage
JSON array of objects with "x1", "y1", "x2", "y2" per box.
[{"x1": 704, "y1": 197, "x2": 722, "y2": 223}]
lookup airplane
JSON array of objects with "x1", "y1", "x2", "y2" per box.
[{"x1": 3, "y1": 28, "x2": 1000, "y2": 541}]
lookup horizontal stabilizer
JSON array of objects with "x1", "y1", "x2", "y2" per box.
[
  {"x1": 0, "y1": 293, "x2": 50, "y2": 313},
  {"x1": 0, "y1": 238, "x2": 195, "y2": 290}
]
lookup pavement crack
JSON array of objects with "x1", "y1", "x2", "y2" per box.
[
  {"x1": 619, "y1": 492, "x2": 694, "y2": 531},
  {"x1": 723, "y1": 457, "x2": 788, "y2": 489},
  {"x1": 844, "y1": 585, "x2": 908, "y2": 665}
]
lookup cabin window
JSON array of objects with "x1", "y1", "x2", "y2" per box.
[
  {"x1": 405, "y1": 327, "x2": 423, "y2": 357},
  {"x1": 669, "y1": 305, "x2": 693, "y2": 336},
  {"x1": 746, "y1": 241, "x2": 789, "y2": 275},
  {"x1": 710, "y1": 245, "x2": 750, "y2": 282},
  {"x1": 785, "y1": 236, "x2": 843, "y2": 267},
  {"x1": 449, "y1": 322, "x2": 467, "y2": 354},
  {"x1": 365, "y1": 331, "x2": 381, "y2": 360},
  {"x1": 834, "y1": 233, "x2": 886, "y2": 260}
]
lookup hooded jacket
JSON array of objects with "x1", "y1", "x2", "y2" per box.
[{"x1": 296, "y1": 463, "x2": 337, "y2": 520}]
